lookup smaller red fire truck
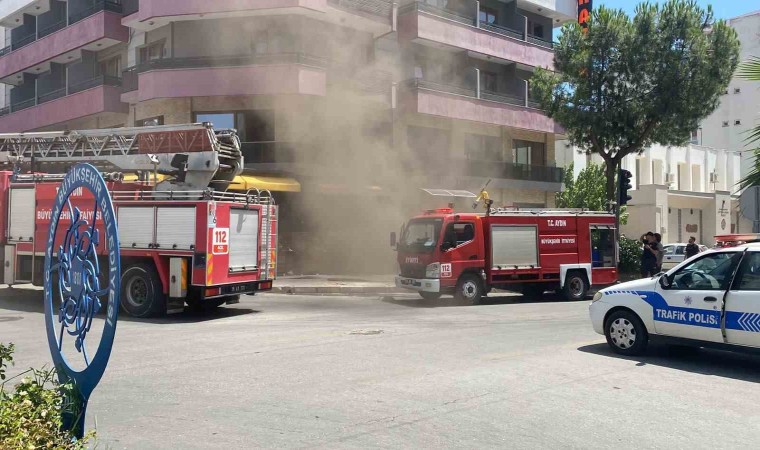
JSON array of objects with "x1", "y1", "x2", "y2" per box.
[
  {"x1": 0, "y1": 123, "x2": 277, "y2": 317},
  {"x1": 393, "y1": 198, "x2": 618, "y2": 303}
]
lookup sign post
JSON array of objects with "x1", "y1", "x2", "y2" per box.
[{"x1": 43, "y1": 163, "x2": 121, "y2": 439}]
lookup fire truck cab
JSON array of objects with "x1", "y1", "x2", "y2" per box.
[{"x1": 394, "y1": 208, "x2": 618, "y2": 303}]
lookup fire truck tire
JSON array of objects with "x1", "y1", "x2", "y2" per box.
[
  {"x1": 454, "y1": 274, "x2": 484, "y2": 305},
  {"x1": 419, "y1": 292, "x2": 442, "y2": 301},
  {"x1": 562, "y1": 271, "x2": 588, "y2": 301},
  {"x1": 120, "y1": 264, "x2": 166, "y2": 318}
]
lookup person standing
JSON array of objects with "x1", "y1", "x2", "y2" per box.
[
  {"x1": 685, "y1": 236, "x2": 701, "y2": 259},
  {"x1": 640, "y1": 232, "x2": 658, "y2": 278},
  {"x1": 654, "y1": 233, "x2": 665, "y2": 273}
]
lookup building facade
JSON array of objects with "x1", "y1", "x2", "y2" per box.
[
  {"x1": 698, "y1": 10, "x2": 759, "y2": 181},
  {"x1": 0, "y1": 0, "x2": 575, "y2": 273},
  {"x1": 561, "y1": 143, "x2": 746, "y2": 246}
]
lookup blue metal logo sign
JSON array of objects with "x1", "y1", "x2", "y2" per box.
[{"x1": 43, "y1": 163, "x2": 120, "y2": 438}]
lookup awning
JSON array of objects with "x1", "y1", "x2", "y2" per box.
[
  {"x1": 121, "y1": 173, "x2": 301, "y2": 192},
  {"x1": 229, "y1": 175, "x2": 301, "y2": 193}
]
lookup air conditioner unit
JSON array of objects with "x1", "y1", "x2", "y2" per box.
[
  {"x1": 664, "y1": 173, "x2": 675, "y2": 184},
  {"x1": 709, "y1": 172, "x2": 718, "y2": 183}
]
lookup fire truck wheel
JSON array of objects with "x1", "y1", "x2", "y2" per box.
[
  {"x1": 418, "y1": 291, "x2": 442, "y2": 301},
  {"x1": 455, "y1": 274, "x2": 484, "y2": 305},
  {"x1": 562, "y1": 271, "x2": 588, "y2": 301},
  {"x1": 120, "y1": 264, "x2": 166, "y2": 318}
]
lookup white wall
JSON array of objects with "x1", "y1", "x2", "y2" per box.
[{"x1": 700, "y1": 12, "x2": 760, "y2": 180}]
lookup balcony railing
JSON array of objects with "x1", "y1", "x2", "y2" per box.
[
  {"x1": 122, "y1": 53, "x2": 330, "y2": 92},
  {"x1": 69, "y1": 0, "x2": 123, "y2": 25},
  {"x1": 400, "y1": 1, "x2": 555, "y2": 50},
  {"x1": 464, "y1": 159, "x2": 564, "y2": 184},
  {"x1": 327, "y1": 0, "x2": 394, "y2": 17},
  {"x1": 0, "y1": 76, "x2": 121, "y2": 118},
  {"x1": 37, "y1": 18, "x2": 67, "y2": 38},
  {"x1": 406, "y1": 78, "x2": 541, "y2": 110},
  {"x1": 122, "y1": 0, "x2": 140, "y2": 16},
  {"x1": 0, "y1": 1, "x2": 124, "y2": 60}
]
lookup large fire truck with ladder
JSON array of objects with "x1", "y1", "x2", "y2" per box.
[
  {"x1": 392, "y1": 189, "x2": 618, "y2": 303},
  {"x1": 0, "y1": 123, "x2": 277, "y2": 317}
]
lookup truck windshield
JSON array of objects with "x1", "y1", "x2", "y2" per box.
[{"x1": 401, "y1": 219, "x2": 443, "y2": 252}]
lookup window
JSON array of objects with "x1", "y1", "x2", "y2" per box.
[
  {"x1": 442, "y1": 222, "x2": 476, "y2": 249},
  {"x1": 690, "y1": 129, "x2": 699, "y2": 144},
  {"x1": 664, "y1": 245, "x2": 674, "y2": 255},
  {"x1": 722, "y1": 121, "x2": 729, "y2": 127},
  {"x1": 194, "y1": 113, "x2": 235, "y2": 130},
  {"x1": 139, "y1": 41, "x2": 164, "y2": 63},
  {"x1": 734, "y1": 87, "x2": 741, "y2": 94},
  {"x1": 734, "y1": 253, "x2": 760, "y2": 290},
  {"x1": 407, "y1": 126, "x2": 449, "y2": 160},
  {"x1": 98, "y1": 56, "x2": 121, "y2": 78},
  {"x1": 465, "y1": 134, "x2": 501, "y2": 161},
  {"x1": 670, "y1": 252, "x2": 738, "y2": 290},
  {"x1": 480, "y1": 71, "x2": 497, "y2": 92},
  {"x1": 591, "y1": 226, "x2": 615, "y2": 268},
  {"x1": 513, "y1": 140, "x2": 546, "y2": 166},
  {"x1": 478, "y1": 6, "x2": 497, "y2": 24},
  {"x1": 675, "y1": 246, "x2": 685, "y2": 255},
  {"x1": 735, "y1": 120, "x2": 742, "y2": 126},
  {"x1": 527, "y1": 19, "x2": 545, "y2": 39},
  {"x1": 401, "y1": 219, "x2": 443, "y2": 253},
  {"x1": 137, "y1": 116, "x2": 163, "y2": 127}
]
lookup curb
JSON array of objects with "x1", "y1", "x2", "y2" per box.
[{"x1": 271, "y1": 286, "x2": 405, "y2": 295}]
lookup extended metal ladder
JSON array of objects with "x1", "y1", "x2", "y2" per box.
[
  {"x1": 0, "y1": 123, "x2": 243, "y2": 191},
  {"x1": 256, "y1": 190, "x2": 278, "y2": 280}
]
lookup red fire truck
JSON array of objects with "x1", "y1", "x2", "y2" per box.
[
  {"x1": 393, "y1": 201, "x2": 618, "y2": 303},
  {"x1": 0, "y1": 123, "x2": 277, "y2": 317}
]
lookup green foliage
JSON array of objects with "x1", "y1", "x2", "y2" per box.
[
  {"x1": 532, "y1": 0, "x2": 740, "y2": 201},
  {"x1": 619, "y1": 236, "x2": 643, "y2": 274},
  {"x1": 736, "y1": 56, "x2": 760, "y2": 190},
  {"x1": 556, "y1": 163, "x2": 628, "y2": 224},
  {"x1": 0, "y1": 343, "x2": 94, "y2": 449},
  {"x1": 0, "y1": 343, "x2": 13, "y2": 381}
]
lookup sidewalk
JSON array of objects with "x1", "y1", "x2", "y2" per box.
[{"x1": 272, "y1": 275, "x2": 402, "y2": 295}]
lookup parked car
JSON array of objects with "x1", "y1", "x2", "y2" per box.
[
  {"x1": 590, "y1": 244, "x2": 760, "y2": 356},
  {"x1": 662, "y1": 243, "x2": 709, "y2": 269}
]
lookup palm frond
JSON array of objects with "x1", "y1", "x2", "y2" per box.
[{"x1": 736, "y1": 57, "x2": 760, "y2": 80}]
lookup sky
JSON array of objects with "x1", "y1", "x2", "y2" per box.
[{"x1": 598, "y1": 0, "x2": 760, "y2": 20}]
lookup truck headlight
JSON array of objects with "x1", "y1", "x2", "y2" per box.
[
  {"x1": 426, "y1": 262, "x2": 440, "y2": 279},
  {"x1": 592, "y1": 291, "x2": 603, "y2": 302}
]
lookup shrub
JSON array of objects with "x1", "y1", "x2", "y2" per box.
[
  {"x1": 619, "y1": 236, "x2": 643, "y2": 275},
  {"x1": 0, "y1": 343, "x2": 94, "y2": 449}
]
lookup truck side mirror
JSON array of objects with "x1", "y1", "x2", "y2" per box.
[{"x1": 390, "y1": 232, "x2": 397, "y2": 248}]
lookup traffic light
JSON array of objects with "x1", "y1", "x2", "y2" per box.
[{"x1": 619, "y1": 169, "x2": 633, "y2": 206}]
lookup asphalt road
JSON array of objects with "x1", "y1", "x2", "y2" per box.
[{"x1": 2, "y1": 287, "x2": 760, "y2": 449}]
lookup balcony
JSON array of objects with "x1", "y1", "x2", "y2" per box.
[
  {"x1": 462, "y1": 159, "x2": 564, "y2": 185},
  {"x1": 398, "y1": 2, "x2": 555, "y2": 69},
  {"x1": 123, "y1": 0, "x2": 393, "y2": 35},
  {"x1": 241, "y1": 141, "x2": 300, "y2": 174},
  {"x1": 0, "y1": 6, "x2": 128, "y2": 83},
  {"x1": 402, "y1": 79, "x2": 557, "y2": 134},
  {"x1": 121, "y1": 54, "x2": 328, "y2": 103},
  {"x1": 0, "y1": 76, "x2": 127, "y2": 132}
]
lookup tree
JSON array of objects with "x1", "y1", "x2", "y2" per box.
[
  {"x1": 556, "y1": 163, "x2": 627, "y2": 224},
  {"x1": 532, "y1": 0, "x2": 739, "y2": 204},
  {"x1": 736, "y1": 57, "x2": 760, "y2": 190}
]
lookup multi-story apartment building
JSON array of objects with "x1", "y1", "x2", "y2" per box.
[
  {"x1": 0, "y1": 0, "x2": 576, "y2": 273},
  {"x1": 698, "y1": 10, "x2": 759, "y2": 181},
  {"x1": 560, "y1": 143, "x2": 745, "y2": 246}
]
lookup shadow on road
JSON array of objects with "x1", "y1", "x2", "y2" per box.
[
  {"x1": 0, "y1": 287, "x2": 259, "y2": 324},
  {"x1": 578, "y1": 343, "x2": 760, "y2": 383},
  {"x1": 380, "y1": 291, "x2": 583, "y2": 308}
]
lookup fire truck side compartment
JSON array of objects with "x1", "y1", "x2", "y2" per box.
[
  {"x1": 118, "y1": 207, "x2": 156, "y2": 248},
  {"x1": 9, "y1": 187, "x2": 35, "y2": 242},
  {"x1": 229, "y1": 209, "x2": 260, "y2": 271},
  {"x1": 156, "y1": 207, "x2": 196, "y2": 250},
  {"x1": 490, "y1": 225, "x2": 539, "y2": 268}
]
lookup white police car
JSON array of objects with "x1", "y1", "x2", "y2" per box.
[{"x1": 590, "y1": 245, "x2": 760, "y2": 355}]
